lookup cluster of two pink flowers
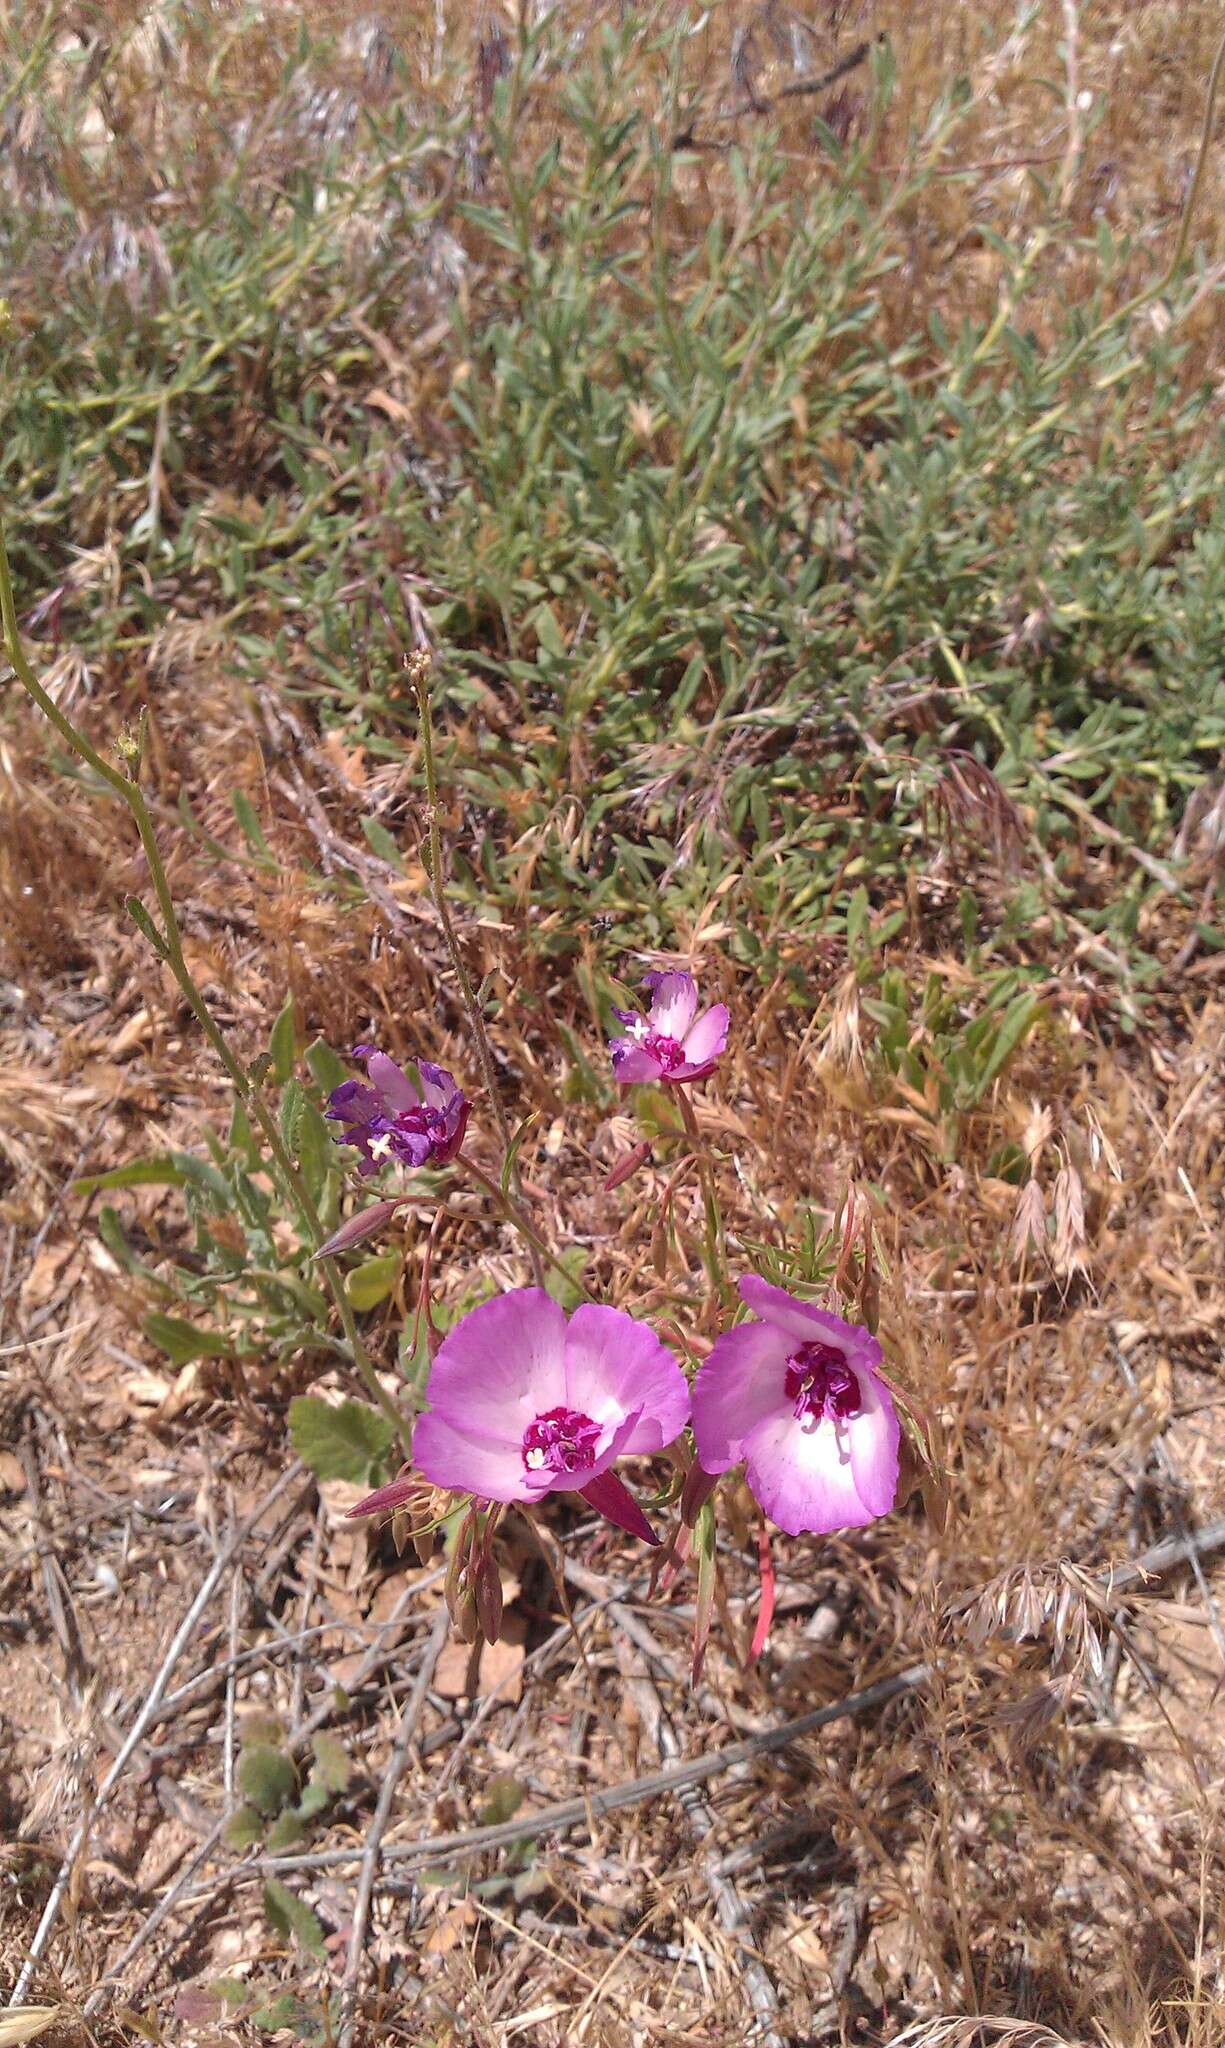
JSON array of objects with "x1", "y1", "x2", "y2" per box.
[{"x1": 354, "y1": 1277, "x2": 900, "y2": 1542}]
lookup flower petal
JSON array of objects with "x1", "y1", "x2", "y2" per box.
[
  {"x1": 412, "y1": 1410, "x2": 536, "y2": 1502},
  {"x1": 610, "y1": 1039, "x2": 664, "y2": 1085},
  {"x1": 690, "y1": 1318, "x2": 792, "y2": 1473},
  {"x1": 679, "y1": 1003, "x2": 729, "y2": 1070},
  {"x1": 847, "y1": 1367, "x2": 901, "y2": 1516},
  {"x1": 563, "y1": 1304, "x2": 690, "y2": 1453},
  {"x1": 425, "y1": 1287, "x2": 568, "y2": 1445},
  {"x1": 737, "y1": 1275, "x2": 883, "y2": 1367},
  {"x1": 741, "y1": 1410, "x2": 875, "y2": 1536},
  {"x1": 417, "y1": 1060, "x2": 459, "y2": 1112},
  {"x1": 363, "y1": 1051, "x2": 420, "y2": 1114},
  {"x1": 647, "y1": 971, "x2": 698, "y2": 1040}
]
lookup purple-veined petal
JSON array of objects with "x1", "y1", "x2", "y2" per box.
[
  {"x1": 425, "y1": 1288, "x2": 568, "y2": 1445},
  {"x1": 417, "y1": 1060, "x2": 459, "y2": 1112},
  {"x1": 563, "y1": 1303, "x2": 690, "y2": 1454},
  {"x1": 610, "y1": 1038, "x2": 664, "y2": 1085},
  {"x1": 679, "y1": 1002, "x2": 729, "y2": 1070},
  {"x1": 740, "y1": 1409, "x2": 875, "y2": 1536},
  {"x1": 363, "y1": 1051, "x2": 420, "y2": 1114},
  {"x1": 847, "y1": 1367, "x2": 901, "y2": 1516},
  {"x1": 737, "y1": 1275, "x2": 883, "y2": 1367},
  {"x1": 413, "y1": 1410, "x2": 536, "y2": 1502},
  {"x1": 690, "y1": 1318, "x2": 793, "y2": 1473},
  {"x1": 647, "y1": 971, "x2": 698, "y2": 1040},
  {"x1": 578, "y1": 1467, "x2": 659, "y2": 1545}
]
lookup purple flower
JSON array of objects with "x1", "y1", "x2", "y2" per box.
[
  {"x1": 691, "y1": 1275, "x2": 899, "y2": 1537},
  {"x1": 326, "y1": 1046, "x2": 468, "y2": 1176},
  {"x1": 413, "y1": 1288, "x2": 690, "y2": 1544},
  {"x1": 609, "y1": 970, "x2": 729, "y2": 1087}
]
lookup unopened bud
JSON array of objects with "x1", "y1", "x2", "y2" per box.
[
  {"x1": 602, "y1": 1140, "x2": 653, "y2": 1193},
  {"x1": 403, "y1": 648, "x2": 433, "y2": 693},
  {"x1": 680, "y1": 1461, "x2": 718, "y2": 1528},
  {"x1": 474, "y1": 1552, "x2": 504, "y2": 1645}
]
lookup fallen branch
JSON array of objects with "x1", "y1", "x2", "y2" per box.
[{"x1": 240, "y1": 1661, "x2": 931, "y2": 1880}]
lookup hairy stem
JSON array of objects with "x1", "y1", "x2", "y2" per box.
[
  {"x1": 676, "y1": 1091, "x2": 731, "y2": 1308},
  {"x1": 0, "y1": 521, "x2": 409, "y2": 1453},
  {"x1": 411, "y1": 662, "x2": 546, "y2": 1287},
  {"x1": 456, "y1": 1153, "x2": 592, "y2": 1302}
]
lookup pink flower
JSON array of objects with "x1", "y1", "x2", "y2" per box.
[
  {"x1": 690, "y1": 1276, "x2": 899, "y2": 1537},
  {"x1": 609, "y1": 970, "x2": 729, "y2": 1086},
  {"x1": 411, "y1": 1289, "x2": 690, "y2": 1544}
]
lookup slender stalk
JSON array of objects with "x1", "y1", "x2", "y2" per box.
[
  {"x1": 0, "y1": 521, "x2": 409, "y2": 1453},
  {"x1": 675, "y1": 1091, "x2": 731, "y2": 1307},
  {"x1": 455, "y1": 1153, "x2": 592, "y2": 1302},
  {"x1": 410, "y1": 658, "x2": 546, "y2": 1288}
]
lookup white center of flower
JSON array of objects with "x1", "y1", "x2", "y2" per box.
[
  {"x1": 368, "y1": 1132, "x2": 395, "y2": 1160},
  {"x1": 525, "y1": 1446, "x2": 547, "y2": 1469}
]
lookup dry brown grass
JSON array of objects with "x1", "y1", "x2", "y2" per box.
[{"x1": 1, "y1": 3, "x2": 1224, "y2": 2044}]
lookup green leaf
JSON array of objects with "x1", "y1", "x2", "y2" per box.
[
  {"x1": 306, "y1": 1039, "x2": 348, "y2": 1093},
  {"x1": 344, "y1": 1252, "x2": 399, "y2": 1310},
  {"x1": 479, "y1": 1773, "x2": 525, "y2": 1826},
  {"x1": 233, "y1": 790, "x2": 274, "y2": 864},
  {"x1": 499, "y1": 1112, "x2": 538, "y2": 1198},
  {"x1": 269, "y1": 995, "x2": 297, "y2": 1084},
  {"x1": 125, "y1": 894, "x2": 170, "y2": 959},
  {"x1": 73, "y1": 1156, "x2": 188, "y2": 1199},
  {"x1": 971, "y1": 992, "x2": 1042, "y2": 1100},
  {"x1": 250, "y1": 1990, "x2": 326, "y2": 2039},
  {"x1": 845, "y1": 884, "x2": 870, "y2": 952},
  {"x1": 223, "y1": 1804, "x2": 265, "y2": 1849},
  {"x1": 543, "y1": 1248, "x2": 588, "y2": 1313},
  {"x1": 239, "y1": 1744, "x2": 296, "y2": 1816},
  {"x1": 288, "y1": 1395, "x2": 395, "y2": 1484},
  {"x1": 296, "y1": 1776, "x2": 332, "y2": 1820},
  {"x1": 310, "y1": 1731, "x2": 351, "y2": 1793},
  {"x1": 266, "y1": 1809, "x2": 307, "y2": 1851},
  {"x1": 360, "y1": 815, "x2": 404, "y2": 868},
  {"x1": 143, "y1": 1312, "x2": 236, "y2": 1366},
  {"x1": 263, "y1": 1879, "x2": 326, "y2": 1960},
  {"x1": 97, "y1": 1204, "x2": 161, "y2": 1282}
]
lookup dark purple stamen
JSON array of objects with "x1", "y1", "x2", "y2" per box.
[
  {"x1": 522, "y1": 1406, "x2": 602, "y2": 1478},
  {"x1": 783, "y1": 1341, "x2": 862, "y2": 1425}
]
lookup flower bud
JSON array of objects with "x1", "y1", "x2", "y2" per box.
[
  {"x1": 680, "y1": 1460, "x2": 718, "y2": 1528},
  {"x1": 473, "y1": 1552, "x2": 504, "y2": 1645}
]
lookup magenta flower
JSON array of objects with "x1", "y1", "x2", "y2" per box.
[
  {"x1": 609, "y1": 970, "x2": 729, "y2": 1086},
  {"x1": 326, "y1": 1045, "x2": 468, "y2": 1175},
  {"x1": 412, "y1": 1289, "x2": 690, "y2": 1544},
  {"x1": 691, "y1": 1276, "x2": 899, "y2": 1537}
]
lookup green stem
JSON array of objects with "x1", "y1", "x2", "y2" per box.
[
  {"x1": 675, "y1": 1092, "x2": 731, "y2": 1307},
  {"x1": 0, "y1": 520, "x2": 410, "y2": 1454},
  {"x1": 411, "y1": 664, "x2": 546, "y2": 1289},
  {"x1": 455, "y1": 1154, "x2": 592, "y2": 1302}
]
